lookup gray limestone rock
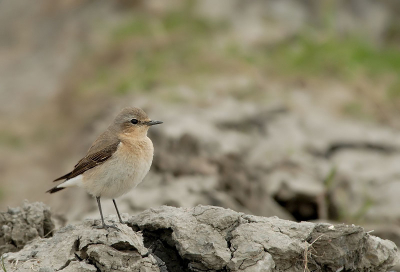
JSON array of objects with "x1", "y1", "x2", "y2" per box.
[
  {"x1": 2, "y1": 221, "x2": 159, "y2": 272},
  {"x1": 2, "y1": 204, "x2": 399, "y2": 272},
  {"x1": 0, "y1": 201, "x2": 55, "y2": 256}
]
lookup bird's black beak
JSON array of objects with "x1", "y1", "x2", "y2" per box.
[{"x1": 146, "y1": 120, "x2": 163, "y2": 126}]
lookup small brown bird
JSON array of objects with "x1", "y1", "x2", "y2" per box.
[{"x1": 47, "y1": 107, "x2": 162, "y2": 229}]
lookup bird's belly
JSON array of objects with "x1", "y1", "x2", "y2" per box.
[{"x1": 82, "y1": 149, "x2": 152, "y2": 198}]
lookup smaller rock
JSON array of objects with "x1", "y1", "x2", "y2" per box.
[
  {"x1": 0, "y1": 201, "x2": 55, "y2": 255},
  {"x1": 4, "y1": 220, "x2": 159, "y2": 272}
]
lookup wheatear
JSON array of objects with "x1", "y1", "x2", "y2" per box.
[{"x1": 47, "y1": 107, "x2": 162, "y2": 229}]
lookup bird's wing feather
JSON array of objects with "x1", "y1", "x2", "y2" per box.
[{"x1": 54, "y1": 140, "x2": 120, "y2": 181}]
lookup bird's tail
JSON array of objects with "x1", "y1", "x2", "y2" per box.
[
  {"x1": 47, "y1": 175, "x2": 83, "y2": 194},
  {"x1": 48, "y1": 172, "x2": 70, "y2": 193},
  {"x1": 46, "y1": 186, "x2": 65, "y2": 194},
  {"x1": 54, "y1": 172, "x2": 72, "y2": 182}
]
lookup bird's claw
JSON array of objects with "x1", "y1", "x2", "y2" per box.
[{"x1": 94, "y1": 222, "x2": 120, "y2": 231}]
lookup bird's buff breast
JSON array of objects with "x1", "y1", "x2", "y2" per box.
[{"x1": 82, "y1": 138, "x2": 154, "y2": 198}]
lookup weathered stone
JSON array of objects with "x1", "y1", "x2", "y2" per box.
[
  {"x1": 3, "y1": 221, "x2": 159, "y2": 272},
  {"x1": 128, "y1": 205, "x2": 399, "y2": 272},
  {"x1": 2, "y1": 204, "x2": 399, "y2": 272},
  {"x1": 0, "y1": 201, "x2": 55, "y2": 256}
]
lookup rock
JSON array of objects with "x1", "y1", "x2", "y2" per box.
[
  {"x1": 2, "y1": 221, "x2": 159, "y2": 272},
  {"x1": 2, "y1": 204, "x2": 398, "y2": 271},
  {"x1": 0, "y1": 201, "x2": 55, "y2": 255}
]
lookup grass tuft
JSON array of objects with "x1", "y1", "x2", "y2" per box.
[{"x1": 1, "y1": 254, "x2": 7, "y2": 272}]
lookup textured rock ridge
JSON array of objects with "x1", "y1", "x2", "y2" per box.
[
  {"x1": 0, "y1": 201, "x2": 55, "y2": 256},
  {"x1": 2, "y1": 205, "x2": 399, "y2": 272}
]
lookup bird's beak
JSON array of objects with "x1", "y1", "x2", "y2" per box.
[{"x1": 146, "y1": 120, "x2": 163, "y2": 126}]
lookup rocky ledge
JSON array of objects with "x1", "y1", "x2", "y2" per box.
[{"x1": 1, "y1": 204, "x2": 399, "y2": 272}]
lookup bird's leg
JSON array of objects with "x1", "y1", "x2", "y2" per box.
[
  {"x1": 112, "y1": 199, "x2": 126, "y2": 224},
  {"x1": 94, "y1": 196, "x2": 119, "y2": 230},
  {"x1": 97, "y1": 196, "x2": 106, "y2": 227}
]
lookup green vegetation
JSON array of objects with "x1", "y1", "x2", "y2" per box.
[
  {"x1": 353, "y1": 196, "x2": 374, "y2": 223},
  {"x1": 342, "y1": 101, "x2": 370, "y2": 120},
  {"x1": 268, "y1": 37, "x2": 400, "y2": 78},
  {"x1": 79, "y1": 6, "x2": 227, "y2": 98},
  {"x1": 323, "y1": 167, "x2": 337, "y2": 189},
  {"x1": 323, "y1": 167, "x2": 375, "y2": 224},
  {"x1": 112, "y1": 16, "x2": 151, "y2": 40},
  {"x1": 228, "y1": 35, "x2": 400, "y2": 88},
  {"x1": 0, "y1": 130, "x2": 23, "y2": 149},
  {"x1": 386, "y1": 79, "x2": 400, "y2": 100},
  {"x1": 75, "y1": 2, "x2": 400, "y2": 119},
  {"x1": 1, "y1": 254, "x2": 6, "y2": 272},
  {"x1": 335, "y1": 192, "x2": 374, "y2": 224}
]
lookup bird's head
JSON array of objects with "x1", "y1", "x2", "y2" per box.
[{"x1": 111, "y1": 107, "x2": 163, "y2": 137}]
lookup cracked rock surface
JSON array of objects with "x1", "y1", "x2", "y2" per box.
[
  {"x1": 2, "y1": 205, "x2": 399, "y2": 272},
  {"x1": 3, "y1": 221, "x2": 159, "y2": 272},
  {"x1": 0, "y1": 201, "x2": 55, "y2": 256}
]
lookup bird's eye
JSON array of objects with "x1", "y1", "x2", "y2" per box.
[{"x1": 131, "y1": 119, "x2": 138, "y2": 124}]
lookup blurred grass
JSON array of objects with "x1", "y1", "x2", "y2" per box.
[
  {"x1": 73, "y1": 3, "x2": 400, "y2": 121},
  {"x1": 342, "y1": 102, "x2": 368, "y2": 120},
  {"x1": 0, "y1": 130, "x2": 23, "y2": 149},
  {"x1": 229, "y1": 34, "x2": 400, "y2": 122},
  {"x1": 267, "y1": 37, "x2": 400, "y2": 79},
  {"x1": 228, "y1": 36, "x2": 400, "y2": 92},
  {"x1": 386, "y1": 79, "x2": 400, "y2": 100},
  {"x1": 78, "y1": 4, "x2": 226, "y2": 99},
  {"x1": 1, "y1": 254, "x2": 6, "y2": 272},
  {"x1": 353, "y1": 196, "x2": 374, "y2": 223}
]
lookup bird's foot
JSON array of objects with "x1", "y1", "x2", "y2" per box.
[{"x1": 93, "y1": 222, "x2": 120, "y2": 231}]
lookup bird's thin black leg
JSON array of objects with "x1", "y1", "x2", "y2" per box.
[
  {"x1": 95, "y1": 196, "x2": 119, "y2": 230},
  {"x1": 96, "y1": 196, "x2": 106, "y2": 228},
  {"x1": 112, "y1": 199, "x2": 125, "y2": 224}
]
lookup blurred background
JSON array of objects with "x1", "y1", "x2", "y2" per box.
[{"x1": 1, "y1": 0, "x2": 400, "y2": 248}]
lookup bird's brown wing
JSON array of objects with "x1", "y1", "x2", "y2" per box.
[{"x1": 54, "y1": 140, "x2": 120, "y2": 181}]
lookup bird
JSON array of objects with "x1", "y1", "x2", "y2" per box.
[{"x1": 47, "y1": 107, "x2": 162, "y2": 229}]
